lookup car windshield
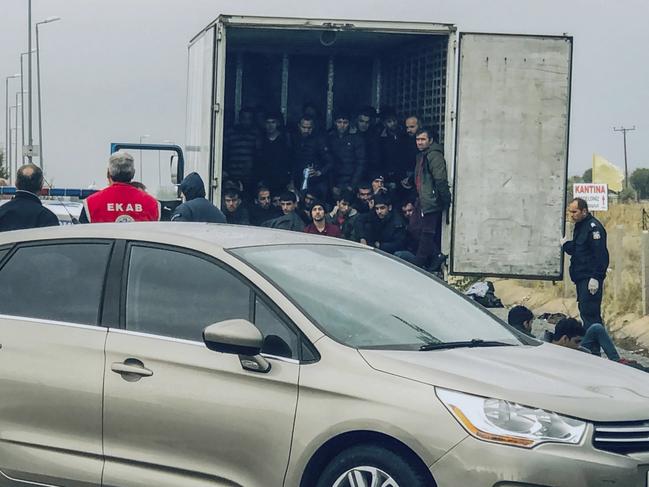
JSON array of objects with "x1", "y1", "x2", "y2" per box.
[{"x1": 232, "y1": 245, "x2": 522, "y2": 350}]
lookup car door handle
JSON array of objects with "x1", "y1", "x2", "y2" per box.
[{"x1": 111, "y1": 360, "x2": 153, "y2": 378}]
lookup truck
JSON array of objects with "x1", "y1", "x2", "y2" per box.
[{"x1": 183, "y1": 15, "x2": 573, "y2": 280}]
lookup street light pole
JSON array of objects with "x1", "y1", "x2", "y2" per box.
[
  {"x1": 19, "y1": 50, "x2": 35, "y2": 163},
  {"x1": 27, "y1": 0, "x2": 34, "y2": 163},
  {"x1": 139, "y1": 134, "x2": 150, "y2": 180},
  {"x1": 5, "y1": 74, "x2": 21, "y2": 175},
  {"x1": 36, "y1": 16, "x2": 62, "y2": 173}
]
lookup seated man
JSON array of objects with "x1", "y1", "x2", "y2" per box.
[
  {"x1": 263, "y1": 191, "x2": 305, "y2": 232},
  {"x1": 550, "y1": 317, "x2": 621, "y2": 361},
  {"x1": 249, "y1": 185, "x2": 281, "y2": 226},
  {"x1": 223, "y1": 188, "x2": 250, "y2": 225},
  {"x1": 551, "y1": 318, "x2": 588, "y2": 351},
  {"x1": 304, "y1": 200, "x2": 341, "y2": 237},
  {"x1": 507, "y1": 305, "x2": 535, "y2": 338},
  {"x1": 369, "y1": 191, "x2": 407, "y2": 254},
  {"x1": 329, "y1": 189, "x2": 359, "y2": 241}
]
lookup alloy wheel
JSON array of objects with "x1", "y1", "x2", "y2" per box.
[{"x1": 332, "y1": 466, "x2": 399, "y2": 487}]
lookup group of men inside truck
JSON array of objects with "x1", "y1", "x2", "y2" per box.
[{"x1": 219, "y1": 104, "x2": 451, "y2": 272}]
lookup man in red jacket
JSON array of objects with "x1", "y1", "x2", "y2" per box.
[{"x1": 80, "y1": 151, "x2": 160, "y2": 223}]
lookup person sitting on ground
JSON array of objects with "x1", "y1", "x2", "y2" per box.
[
  {"x1": 367, "y1": 191, "x2": 407, "y2": 254},
  {"x1": 263, "y1": 191, "x2": 305, "y2": 232},
  {"x1": 171, "y1": 172, "x2": 226, "y2": 223},
  {"x1": 550, "y1": 318, "x2": 590, "y2": 352},
  {"x1": 249, "y1": 184, "x2": 281, "y2": 226},
  {"x1": 507, "y1": 305, "x2": 535, "y2": 338},
  {"x1": 223, "y1": 188, "x2": 250, "y2": 225},
  {"x1": 0, "y1": 164, "x2": 59, "y2": 231},
  {"x1": 329, "y1": 189, "x2": 359, "y2": 241},
  {"x1": 304, "y1": 200, "x2": 342, "y2": 237}
]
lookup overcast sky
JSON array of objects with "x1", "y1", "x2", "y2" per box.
[{"x1": 1, "y1": 0, "x2": 647, "y2": 186}]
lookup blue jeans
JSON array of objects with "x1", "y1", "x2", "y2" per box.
[{"x1": 581, "y1": 323, "x2": 620, "y2": 361}]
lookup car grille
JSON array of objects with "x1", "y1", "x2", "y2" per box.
[{"x1": 593, "y1": 421, "x2": 649, "y2": 454}]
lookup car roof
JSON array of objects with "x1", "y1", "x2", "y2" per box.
[{"x1": 0, "y1": 222, "x2": 365, "y2": 250}]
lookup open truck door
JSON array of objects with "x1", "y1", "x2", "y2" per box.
[
  {"x1": 186, "y1": 23, "x2": 225, "y2": 204},
  {"x1": 450, "y1": 33, "x2": 572, "y2": 279}
]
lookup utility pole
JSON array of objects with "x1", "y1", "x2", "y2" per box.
[{"x1": 613, "y1": 125, "x2": 636, "y2": 189}]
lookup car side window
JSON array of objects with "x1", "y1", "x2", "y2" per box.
[
  {"x1": 255, "y1": 296, "x2": 299, "y2": 359},
  {"x1": 0, "y1": 243, "x2": 112, "y2": 325},
  {"x1": 125, "y1": 245, "x2": 251, "y2": 341},
  {"x1": 0, "y1": 249, "x2": 9, "y2": 264}
]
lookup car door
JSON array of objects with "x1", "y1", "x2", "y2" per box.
[
  {"x1": 0, "y1": 240, "x2": 114, "y2": 487},
  {"x1": 102, "y1": 243, "x2": 301, "y2": 487}
]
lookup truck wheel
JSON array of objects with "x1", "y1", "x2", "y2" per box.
[{"x1": 315, "y1": 444, "x2": 432, "y2": 487}]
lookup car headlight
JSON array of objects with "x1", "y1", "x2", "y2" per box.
[{"x1": 436, "y1": 388, "x2": 586, "y2": 448}]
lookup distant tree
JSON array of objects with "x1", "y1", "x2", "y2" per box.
[
  {"x1": 619, "y1": 186, "x2": 637, "y2": 203},
  {"x1": 582, "y1": 168, "x2": 592, "y2": 183},
  {"x1": 630, "y1": 168, "x2": 649, "y2": 200}
]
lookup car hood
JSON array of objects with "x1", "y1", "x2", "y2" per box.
[{"x1": 359, "y1": 343, "x2": 649, "y2": 422}]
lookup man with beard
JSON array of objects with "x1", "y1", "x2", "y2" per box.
[
  {"x1": 292, "y1": 116, "x2": 333, "y2": 201},
  {"x1": 304, "y1": 200, "x2": 342, "y2": 237},
  {"x1": 368, "y1": 191, "x2": 407, "y2": 254},
  {"x1": 223, "y1": 188, "x2": 250, "y2": 225},
  {"x1": 411, "y1": 127, "x2": 451, "y2": 271},
  {"x1": 249, "y1": 185, "x2": 281, "y2": 226}
]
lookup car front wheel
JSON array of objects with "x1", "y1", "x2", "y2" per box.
[{"x1": 316, "y1": 444, "x2": 432, "y2": 487}]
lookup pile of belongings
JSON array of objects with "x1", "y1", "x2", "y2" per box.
[{"x1": 465, "y1": 281, "x2": 503, "y2": 308}]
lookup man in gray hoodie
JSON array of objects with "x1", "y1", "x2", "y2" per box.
[{"x1": 171, "y1": 172, "x2": 226, "y2": 223}]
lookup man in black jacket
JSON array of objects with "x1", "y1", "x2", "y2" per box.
[
  {"x1": 292, "y1": 116, "x2": 333, "y2": 200},
  {"x1": 0, "y1": 164, "x2": 58, "y2": 231},
  {"x1": 562, "y1": 197, "x2": 609, "y2": 327},
  {"x1": 249, "y1": 185, "x2": 281, "y2": 226},
  {"x1": 171, "y1": 172, "x2": 226, "y2": 223},
  {"x1": 366, "y1": 191, "x2": 407, "y2": 254},
  {"x1": 329, "y1": 111, "x2": 366, "y2": 195}
]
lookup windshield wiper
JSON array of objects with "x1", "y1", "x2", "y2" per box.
[{"x1": 419, "y1": 339, "x2": 515, "y2": 351}]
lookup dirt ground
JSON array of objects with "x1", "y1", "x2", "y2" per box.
[{"x1": 491, "y1": 279, "x2": 649, "y2": 366}]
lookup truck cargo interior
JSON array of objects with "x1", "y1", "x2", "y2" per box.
[{"x1": 223, "y1": 27, "x2": 449, "y2": 142}]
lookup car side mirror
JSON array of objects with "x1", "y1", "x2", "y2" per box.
[{"x1": 203, "y1": 319, "x2": 271, "y2": 373}]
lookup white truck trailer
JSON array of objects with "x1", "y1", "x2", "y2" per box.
[{"x1": 185, "y1": 15, "x2": 572, "y2": 279}]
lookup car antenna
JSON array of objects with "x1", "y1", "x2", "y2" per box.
[{"x1": 42, "y1": 176, "x2": 80, "y2": 224}]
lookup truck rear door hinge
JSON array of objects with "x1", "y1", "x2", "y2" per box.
[{"x1": 213, "y1": 103, "x2": 221, "y2": 113}]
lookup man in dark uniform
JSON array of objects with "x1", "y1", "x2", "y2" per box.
[
  {"x1": 562, "y1": 197, "x2": 609, "y2": 327},
  {"x1": 0, "y1": 164, "x2": 58, "y2": 231}
]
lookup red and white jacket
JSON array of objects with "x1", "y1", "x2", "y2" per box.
[{"x1": 83, "y1": 182, "x2": 160, "y2": 223}]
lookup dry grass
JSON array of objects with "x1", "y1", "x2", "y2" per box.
[{"x1": 496, "y1": 202, "x2": 647, "y2": 324}]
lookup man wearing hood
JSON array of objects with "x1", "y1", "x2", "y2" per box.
[
  {"x1": 171, "y1": 172, "x2": 226, "y2": 223},
  {"x1": 412, "y1": 127, "x2": 451, "y2": 271}
]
